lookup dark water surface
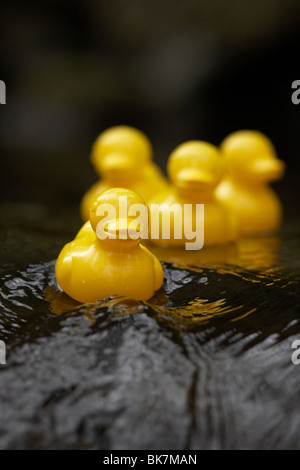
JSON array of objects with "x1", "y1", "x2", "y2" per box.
[{"x1": 0, "y1": 203, "x2": 300, "y2": 449}]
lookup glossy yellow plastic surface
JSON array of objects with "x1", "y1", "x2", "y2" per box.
[
  {"x1": 149, "y1": 141, "x2": 237, "y2": 247},
  {"x1": 56, "y1": 188, "x2": 164, "y2": 303},
  {"x1": 215, "y1": 130, "x2": 285, "y2": 235},
  {"x1": 80, "y1": 126, "x2": 168, "y2": 221}
]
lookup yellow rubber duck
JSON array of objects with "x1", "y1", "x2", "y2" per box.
[
  {"x1": 149, "y1": 141, "x2": 237, "y2": 248},
  {"x1": 56, "y1": 188, "x2": 164, "y2": 303},
  {"x1": 215, "y1": 130, "x2": 285, "y2": 235},
  {"x1": 80, "y1": 125, "x2": 168, "y2": 221}
]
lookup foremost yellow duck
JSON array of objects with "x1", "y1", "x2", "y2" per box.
[
  {"x1": 56, "y1": 188, "x2": 164, "y2": 303},
  {"x1": 80, "y1": 125, "x2": 168, "y2": 221},
  {"x1": 149, "y1": 141, "x2": 237, "y2": 248},
  {"x1": 215, "y1": 130, "x2": 285, "y2": 235}
]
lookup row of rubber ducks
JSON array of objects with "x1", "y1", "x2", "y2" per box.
[{"x1": 56, "y1": 126, "x2": 285, "y2": 303}]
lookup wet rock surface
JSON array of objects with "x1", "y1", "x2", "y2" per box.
[{"x1": 0, "y1": 203, "x2": 300, "y2": 449}]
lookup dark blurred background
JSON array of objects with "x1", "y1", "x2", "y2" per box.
[{"x1": 1, "y1": 0, "x2": 300, "y2": 218}]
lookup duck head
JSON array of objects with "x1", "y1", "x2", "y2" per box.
[
  {"x1": 89, "y1": 188, "x2": 149, "y2": 247},
  {"x1": 91, "y1": 126, "x2": 152, "y2": 183},
  {"x1": 220, "y1": 130, "x2": 285, "y2": 185},
  {"x1": 168, "y1": 141, "x2": 224, "y2": 197}
]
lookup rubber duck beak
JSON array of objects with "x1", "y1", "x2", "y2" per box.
[
  {"x1": 175, "y1": 168, "x2": 216, "y2": 190},
  {"x1": 247, "y1": 156, "x2": 285, "y2": 182},
  {"x1": 103, "y1": 218, "x2": 147, "y2": 240},
  {"x1": 99, "y1": 153, "x2": 136, "y2": 175}
]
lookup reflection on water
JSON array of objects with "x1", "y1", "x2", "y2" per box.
[
  {"x1": 45, "y1": 284, "x2": 246, "y2": 325},
  {"x1": 0, "y1": 202, "x2": 299, "y2": 347},
  {"x1": 147, "y1": 235, "x2": 281, "y2": 274},
  {"x1": 44, "y1": 235, "x2": 269, "y2": 323},
  {"x1": 0, "y1": 226, "x2": 297, "y2": 345},
  {"x1": 42, "y1": 234, "x2": 284, "y2": 328}
]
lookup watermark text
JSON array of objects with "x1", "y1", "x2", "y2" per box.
[
  {"x1": 95, "y1": 196, "x2": 204, "y2": 250},
  {"x1": 291, "y1": 80, "x2": 300, "y2": 105},
  {"x1": 0, "y1": 80, "x2": 6, "y2": 104},
  {"x1": 0, "y1": 340, "x2": 6, "y2": 364},
  {"x1": 291, "y1": 339, "x2": 300, "y2": 365}
]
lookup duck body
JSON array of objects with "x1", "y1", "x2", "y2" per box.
[
  {"x1": 149, "y1": 187, "x2": 236, "y2": 248},
  {"x1": 216, "y1": 130, "x2": 285, "y2": 235},
  {"x1": 55, "y1": 235, "x2": 163, "y2": 303},
  {"x1": 216, "y1": 178, "x2": 282, "y2": 235},
  {"x1": 56, "y1": 188, "x2": 164, "y2": 303}
]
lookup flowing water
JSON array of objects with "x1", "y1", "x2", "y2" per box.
[{"x1": 0, "y1": 202, "x2": 300, "y2": 449}]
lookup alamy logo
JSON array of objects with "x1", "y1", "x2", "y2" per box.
[
  {"x1": 291, "y1": 80, "x2": 300, "y2": 105},
  {"x1": 291, "y1": 339, "x2": 300, "y2": 365},
  {"x1": 0, "y1": 340, "x2": 6, "y2": 364},
  {"x1": 95, "y1": 197, "x2": 205, "y2": 250},
  {"x1": 0, "y1": 80, "x2": 6, "y2": 104}
]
